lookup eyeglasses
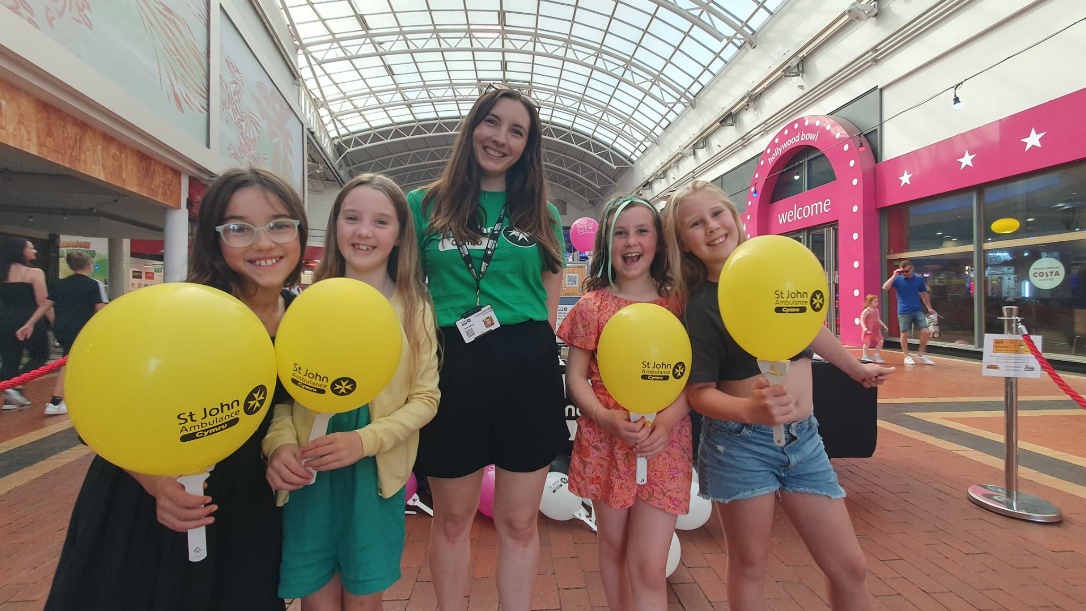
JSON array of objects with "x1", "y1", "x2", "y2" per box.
[
  {"x1": 215, "y1": 219, "x2": 301, "y2": 248},
  {"x1": 485, "y1": 82, "x2": 539, "y2": 109}
]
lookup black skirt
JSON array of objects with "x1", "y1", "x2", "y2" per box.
[{"x1": 44, "y1": 413, "x2": 284, "y2": 611}]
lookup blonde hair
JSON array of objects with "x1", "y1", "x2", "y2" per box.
[
  {"x1": 316, "y1": 174, "x2": 436, "y2": 358},
  {"x1": 661, "y1": 180, "x2": 746, "y2": 300}
]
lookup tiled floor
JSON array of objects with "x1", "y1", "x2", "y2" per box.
[{"x1": 3, "y1": 349, "x2": 1086, "y2": 610}]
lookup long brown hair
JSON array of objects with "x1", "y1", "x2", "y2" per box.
[
  {"x1": 661, "y1": 180, "x2": 746, "y2": 301},
  {"x1": 583, "y1": 196, "x2": 671, "y2": 296},
  {"x1": 316, "y1": 173, "x2": 436, "y2": 357},
  {"x1": 188, "y1": 168, "x2": 308, "y2": 296},
  {"x1": 420, "y1": 88, "x2": 562, "y2": 273}
]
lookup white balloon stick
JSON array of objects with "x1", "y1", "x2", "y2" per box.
[
  {"x1": 631, "y1": 412, "x2": 656, "y2": 484},
  {"x1": 177, "y1": 466, "x2": 213, "y2": 562},
  {"x1": 304, "y1": 412, "x2": 333, "y2": 484},
  {"x1": 756, "y1": 360, "x2": 789, "y2": 446}
]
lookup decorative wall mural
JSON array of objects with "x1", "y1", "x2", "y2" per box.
[
  {"x1": 3, "y1": 0, "x2": 210, "y2": 144},
  {"x1": 219, "y1": 10, "x2": 304, "y2": 192}
]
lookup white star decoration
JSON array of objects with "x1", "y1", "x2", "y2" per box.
[
  {"x1": 1022, "y1": 128, "x2": 1045, "y2": 151},
  {"x1": 957, "y1": 151, "x2": 976, "y2": 169},
  {"x1": 899, "y1": 170, "x2": 912, "y2": 186}
]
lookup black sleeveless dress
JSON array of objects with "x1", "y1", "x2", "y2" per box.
[{"x1": 44, "y1": 291, "x2": 296, "y2": 611}]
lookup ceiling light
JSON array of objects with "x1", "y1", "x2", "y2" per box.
[
  {"x1": 845, "y1": 1, "x2": 878, "y2": 22},
  {"x1": 952, "y1": 83, "x2": 963, "y2": 110}
]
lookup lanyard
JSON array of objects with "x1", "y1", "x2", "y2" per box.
[{"x1": 456, "y1": 205, "x2": 507, "y2": 306}]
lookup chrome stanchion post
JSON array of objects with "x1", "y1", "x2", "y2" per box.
[{"x1": 967, "y1": 306, "x2": 1062, "y2": 523}]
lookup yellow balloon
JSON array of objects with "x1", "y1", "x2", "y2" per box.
[
  {"x1": 991, "y1": 217, "x2": 1020, "y2": 234},
  {"x1": 66, "y1": 283, "x2": 277, "y2": 476},
  {"x1": 597, "y1": 303, "x2": 691, "y2": 415},
  {"x1": 718, "y1": 235, "x2": 829, "y2": 362},
  {"x1": 275, "y1": 278, "x2": 402, "y2": 413}
]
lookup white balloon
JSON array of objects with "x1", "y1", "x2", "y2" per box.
[
  {"x1": 666, "y1": 532, "x2": 681, "y2": 577},
  {"x1": 540, "y1": 472, "x2": 583, "y2": 521},
  {"x1": 676, "y1": 477, "x2": 712, "y2": 530}
]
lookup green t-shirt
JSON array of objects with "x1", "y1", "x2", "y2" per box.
[{"x1": 409, "y1": 188, "x2": 565, "y2": 328}]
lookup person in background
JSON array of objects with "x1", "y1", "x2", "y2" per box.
[
  {"x1": 44, "y1": 251, "x2": 109, "y2": 415},
  {"x1": 0, "y1": 236, "x2": 51, "y2": 410},
  {"x1": 858, "y1": 294, "x2": 887, "y2": 364},
  {"x1": 46, "y1": 168, "x2": 308, "y2": 611},
  {"x1": 409, "y1": 84, "x2": 567, "y2": 611},
  {"x1": 882, "y1": 259, "x2": 937, "y2": 365},
  {"x1": 264, "y1": 173, "x2": 439, "y2": 611}
]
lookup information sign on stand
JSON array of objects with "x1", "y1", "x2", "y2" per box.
[{"x1": 982, "y1": 334, "x2": 1042, "y2": 378}]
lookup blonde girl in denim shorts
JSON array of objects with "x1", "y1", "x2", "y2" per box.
[{"x1": 663, "y1": 181, "x2": 894, "y2": 610}]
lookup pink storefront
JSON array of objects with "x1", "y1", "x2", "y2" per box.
[{"x1": 741, "y1": 88, "x2": 1086, "y2": 358}]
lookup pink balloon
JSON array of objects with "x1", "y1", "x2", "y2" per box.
[
  {"x1": 569, "y1": 217, "x2": 599, "y2": 252},
  {"x1": 478, "y1": 464, "x2": 497, "y2": 518},
  {"x1": 405, "y1": 472, "x2": 418, "y2": 503}
]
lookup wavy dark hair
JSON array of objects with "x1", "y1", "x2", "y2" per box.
[
  {"x1": 316, "y1": 173, "x2": 436, "y2": 358},
  {"x1": 187, "y1": 168, "x2": 308, "y2": 296},
  {"x1": 583, "y1": 196, "x2": 671, "y2": 296},
  {"x1": 0, "y1": 236, "x2": 32, "y2": 282},
  {"x1": 420, "y1": 87, "x2": 562, "y2": 273}
]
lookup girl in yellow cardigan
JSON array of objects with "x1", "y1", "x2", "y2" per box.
[{"x1": 263, "y1": 174, "x2": 439, "y2": 611}]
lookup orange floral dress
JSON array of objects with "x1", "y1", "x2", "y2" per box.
[{"x1": 556, "y1": 290, "x2": 692, "y2": 514}]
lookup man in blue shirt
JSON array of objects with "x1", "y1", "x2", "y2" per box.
[{"x1": 882, "y1": 259, "x2": 937, "y2": 365}]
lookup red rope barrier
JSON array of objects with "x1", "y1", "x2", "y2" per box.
[
  {"x1": 0, "y1": 356, "x2": 68, "y2": 393},
  {"x1": 1020, "y1": 334, "x2": 1086, "y2": 410}
]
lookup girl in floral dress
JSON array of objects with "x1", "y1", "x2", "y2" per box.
[{"x1": 556, "y1": 196, "x2": 691, "y2": 611}]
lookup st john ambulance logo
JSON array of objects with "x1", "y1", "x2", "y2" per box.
[
  {"x1": 330, "y1": 377, "x2": 357, "y2": 396},
  {"x1": 672, "y1": 362, "x2": 686, "y2": 380},
  {"x1": 810, "y1": 290, "x2": 826, "y2": 312},
  {"x1": 244, "y1": 385, "x2": 268, "y2": 415},
  {"x1": 503, "y1": 226, "x2": 537, "y2": 247}
]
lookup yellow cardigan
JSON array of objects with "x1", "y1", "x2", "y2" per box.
[{"x1": 262, "y1": 291, "x2": 440, "y2": 503}]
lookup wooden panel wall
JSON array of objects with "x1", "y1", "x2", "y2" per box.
[{"x1": 0, "y1": 77, "x2": 181, "y2": 209}]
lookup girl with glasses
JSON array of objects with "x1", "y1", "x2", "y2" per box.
[
  {"x1": 46, "y1": 168, "x2": 308, "y2": 611},
  {"x1": 263, "y1": 174, "x2": 439, "y2": 611},
  {"x1": 409, "y1": 86, "x2": 567, "y2": 611}
]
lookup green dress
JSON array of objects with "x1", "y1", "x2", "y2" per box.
[{"x1": 279, "y1": 405, "x2": 406, "y2": 598}]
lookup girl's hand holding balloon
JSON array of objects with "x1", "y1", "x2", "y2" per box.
[
  {"x1": 634, "y1": 418, "x2": 671, "y2": 459},
  {"x1": 594, "y1": 407, "x2": 649, "y2": 446},
  {"x1": 266, "y1": 444, "x2": 312, "y2": 491},
  {"x1": 747, "y1": 376, "x2": 799, "y2": 425},
  {"x1": 300, "y1": 432, "x2": 364, "y2": 472},
  {"x1": 134, "y1": 474, "x2": 216, "y2": 533}
]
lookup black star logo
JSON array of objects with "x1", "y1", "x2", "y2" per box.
[
  {"x1": 810, "y1": 290, "x2": 825, "y2": 312},
  {"x1": 244, "y1": 385, "x2": 268, "y2": 415},
  {"x1": 672, "y1": 362, "x2": 686, "y2": 380},
  {"x1": 330, "y1": 377, "x2": 356, "y2": 396}
]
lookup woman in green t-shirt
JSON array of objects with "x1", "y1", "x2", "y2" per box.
[{"x1": 409, "y1": 85, "x2": 568, "y2": 611}]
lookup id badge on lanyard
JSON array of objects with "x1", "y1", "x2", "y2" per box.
[{"x1": 455, "y1": 205, "x2": 506, "y2": 343}]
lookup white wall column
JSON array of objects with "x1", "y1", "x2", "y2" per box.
[
  {"x1": 164, "y1": 176, "x2": 190, "y2": 283},
  {"x1": 106, "y1": 238, "x2": 130, "y2": 300}
]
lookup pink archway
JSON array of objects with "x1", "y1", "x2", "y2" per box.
[{"x1": 743, "y1": 115, "x2": 880, "y2": 344}]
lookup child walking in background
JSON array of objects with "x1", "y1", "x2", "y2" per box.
[
  {"x1": 662, "y1": 181, "x2": 893, "y2": 611},
  {"x1": 263, "y1": 174, "x2": 440, "y2": 611},
  {"x1": 859, "y1": 295, "x2": 888, "y2": 363},
  {"x1": 557, "y1": 196, "x2": 691, "y2": 611}
]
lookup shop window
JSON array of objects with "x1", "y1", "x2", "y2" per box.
[
  {"x1": 886, "y1": 252, "x2": 975, "y2": 347},
  {"x1": 983, "y1": 162, "x2": 1086, "y2": 243},
  {"x1": 885, "y1": 191, "x2": 975, "y2": 254},
  {"x1": 807, "y1": 152, "x2": 835, "y2": 190}
]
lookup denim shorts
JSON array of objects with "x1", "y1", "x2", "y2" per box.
[
  {"x1": 897, "y1": 311, "x2": 929, "y2": 333},
  {"x1": 697, "y1": 415, "x2": 846, "y2": 503}
]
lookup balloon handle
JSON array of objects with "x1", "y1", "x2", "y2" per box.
[
  {"x1": 757, "y1": 360, "x2": 789, "y2": 447},
  {"x1": 406, "y1": 494, "x2": 434, "y2": 517},
  {"x1": 631, "y1": 412, "x2": 656, "y2": 484},
  {"x1": 573, "y1": 501, "x2": 597, "y2": 532},
  {"x1": 177, "y1": 468, "x2": 213, "y2": 563},
  {"x1": 305, "y1": 412, "x2": 333, "y2": 484}
]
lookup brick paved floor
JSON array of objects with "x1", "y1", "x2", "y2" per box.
[{"x1": 3, "y1": 349, "x2": 1086, "y2": 610}]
